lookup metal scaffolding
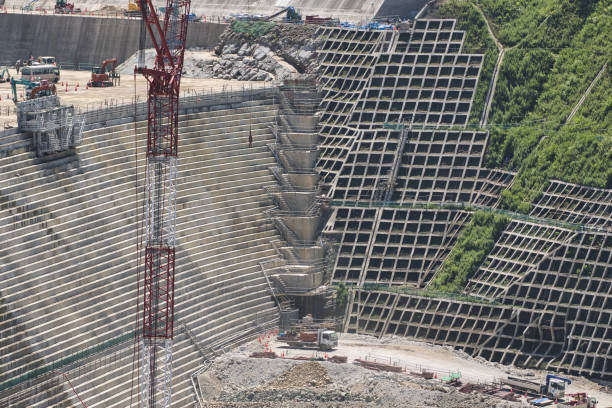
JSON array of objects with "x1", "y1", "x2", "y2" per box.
[{"x1": 16, "y1": 95, "x2": 85, "y2": 156}]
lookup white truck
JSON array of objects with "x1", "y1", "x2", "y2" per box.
[
  {"x1": 277, "y1": 328, "x2": 338, "y2": 351},
  {"x1": 504, "y1": 374, "x2": 571, "y2": 400}
]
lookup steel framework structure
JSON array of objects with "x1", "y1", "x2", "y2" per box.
[{"x1": 136, "y1": 1, "x2": 190, "y2": 407}]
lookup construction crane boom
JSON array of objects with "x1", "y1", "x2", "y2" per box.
[{"x1": 135, "y1": 1, "x2": 191, "y2": 407}]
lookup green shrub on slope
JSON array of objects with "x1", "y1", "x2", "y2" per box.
[
  {"x1": 439, "y1": 1, "x2": 499, "y2": 124},
  {"x1": 429, "y1": 212, "x2": 509, "y2": 293}
]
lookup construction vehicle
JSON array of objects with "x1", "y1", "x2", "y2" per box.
[
  {"x1": 159, "y1": 7, "x2": 201, "y2": 22},
  {"x1": 277, "y1": 328, "x2": 338, "y2": 350},
  {"x1": 559, "y1": 393, "x2": 598, "y2": 408},
  {"x1": 504, "y1": 374, "x2": 571, "y2": 400},
  {"x1": 54, "y1": 0, "x2": 81, "y2": 14},
  {"x1": 10, "y1": 78, "x2": 56, "y2": 103},
  {"x1": 21, "y1": 0, "x2": 40, "y2": 11},
  {"x1": 87, "y1": 58, "x2": 120, "y2": 87},
  {"x1": 0, "y1": 67, "x2": 10, "y2": 83},
  {"x1": 124, "y1": 1, "x2": 141, "y2": 17},
  {"x1": 37, "y1": 56, "x2": 56, "y2": 66},
  {"x1": 265, "y1": 6, "x2": 302, "y2": 23}
]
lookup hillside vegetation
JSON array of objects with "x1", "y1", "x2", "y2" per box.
[
  {"x1": 429, "y1": 212, "x2": 509, "y2": 293},
  {"x1": 439, "y1": 2, "x2": 499, "y2": 124},
  {"x1": 441, "y1": 0, "x2": 612, "y2": 212}
]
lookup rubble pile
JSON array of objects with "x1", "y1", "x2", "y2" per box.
[
  {"x1": 117, "y1": 24, "x2": 321, "y2": 82},
  {"x1": 199, "y1": 351, "x2": 523, "y2": 408},
  {"x1": 210, "y1": 23, "x2": 322, "y2": 81},
  {"x1": 269, "y1": 362, "x2": 333, "y2": 388}
]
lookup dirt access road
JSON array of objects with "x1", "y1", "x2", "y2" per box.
[{"x1": 266, "y1": 333, "x2": 612, "y2": 407}]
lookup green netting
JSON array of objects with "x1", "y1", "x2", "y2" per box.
[
  {"x1": 0, "y1": 331, "x2": 134, "y2": 393},
  {"x1": 231, "y1": 20, "x2": 275, "y2": 38}
]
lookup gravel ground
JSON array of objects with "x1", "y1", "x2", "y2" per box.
[
  {"x1": 199, "y1": 342, "x2": 523, "y2": 408},
  {"x1": 197, "y1": 333, "x2": 612, "y2": 408}
]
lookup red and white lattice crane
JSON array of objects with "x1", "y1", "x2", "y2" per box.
[{"x1": 135, "y1": 1, "x2": 190, "y2": 407}]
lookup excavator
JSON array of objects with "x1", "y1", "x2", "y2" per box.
[
  {"x1": 0, "y1": 66, "x2": 10, "y2": 83},
  {"x1": 124, "y1": 1, "x2": 141, "y2": 17},
  {"x1": 87, "y1": 58, "x2": 120, "y2": 87},
  {"x1": 265, "y1": 6, "x2": 302, "y2": 23},
  {"x1": 54, "y1": 0, "x2": 81, "y2": 14},
  {"x1": 11, "y1": 78, "x2": 57, "y2": 103}
]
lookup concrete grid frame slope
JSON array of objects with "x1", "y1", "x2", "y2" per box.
[
  {"x1": 0, "y1": 100, "x2": 281, "y2": 407},
  {"x1": 345, "y1": 215, "x2": 611, "y2": 380},
  {"x1": 316, "y1": 19, "x2": 499, "y2": 289},
  {"x1": 325, "y1": 206, "x2": 470, "y2": 287},
  {"x1": 315, "y1": 19, "x2": 484, "y2": 188},
  {"x1": 318, "y1": 18, "x2": 612, "y2": 381}
]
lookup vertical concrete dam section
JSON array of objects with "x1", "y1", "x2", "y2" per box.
[
  {"x1": 0, "y1": 14, "x2": 225, "y2": 65},
  {"x1": 5, "y1": 0, "x2": 387, "y2": 22}
]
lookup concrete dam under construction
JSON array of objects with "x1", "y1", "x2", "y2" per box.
[{"x1": 0, "y1": 0, "x2": 610, "y2": 406}]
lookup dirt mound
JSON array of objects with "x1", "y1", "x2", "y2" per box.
[{"x1": 269, "y1": 362, "x2": 333, "y2": 388}]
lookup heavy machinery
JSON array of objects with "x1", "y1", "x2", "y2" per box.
[
  {"x1": 160, "y1": 6, "x2": 200, "y2": 21},
  {"x1": 124, "y1": 0, "x2": 141, "y2": 17},
  {"x1": 10, "y1": 78, "x2": 56, "y2": 103},
  {"x1": 265, "y1": 6, "x2": 302, "y2": 23},
  {"x1": 21, "y1": 0, "x2": 40, "y2": 11},
  {"x1": 277, "y1": 328, "x2": 338, "y2": 350},
  {"x1": 54, "y1": 0, "x2": 80, "y2": 14},
  {"x1": 504, "y1": 374, "x2": 571, "y2": 400},
  {"x1": 134, "y1": 0, "x2": 191, "y2": 406},
  {"x1": 87, "y1": 58, "x2": 120, "y2": 87},
  {"x1": 559, "y1": 393, "x2": 598, "y2": 408},
  {"x1": 0, "y1": 66, "x2": 10, "y2": 83}
]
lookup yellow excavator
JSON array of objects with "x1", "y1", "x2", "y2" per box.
[{"x1": 124, "y1": 1, "x2": 141, "y2": 17}]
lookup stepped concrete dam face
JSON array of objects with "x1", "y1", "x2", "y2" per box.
[{"x1": 0, "y1": 3, "x2": 610, "y2": 407}]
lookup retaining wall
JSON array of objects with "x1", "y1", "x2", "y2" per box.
[{"x1": 0, "y1": 13, "x2": 225, "y2": 66}]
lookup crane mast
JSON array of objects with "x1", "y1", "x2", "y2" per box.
[{"x1": 135, "y1": 1, "x2": 190, "y2": 407}]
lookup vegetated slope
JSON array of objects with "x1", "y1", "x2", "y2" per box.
[
  {"x1": 444, "y1": 0, "x2": 611, "y2": 212},
  {"x1": 438, "y1": 1, "x2": 499, "y2": 124},
  {"x1": 428, "y1": 212, "x2": 508, "y2": 293}
]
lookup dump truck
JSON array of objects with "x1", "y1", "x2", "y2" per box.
[
  {"x1": 504, "y1": 374, "x2": 571, "y2": 400},
  {"x1": 277, "y1": 328, "x2": 338, "y2": 351}
]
